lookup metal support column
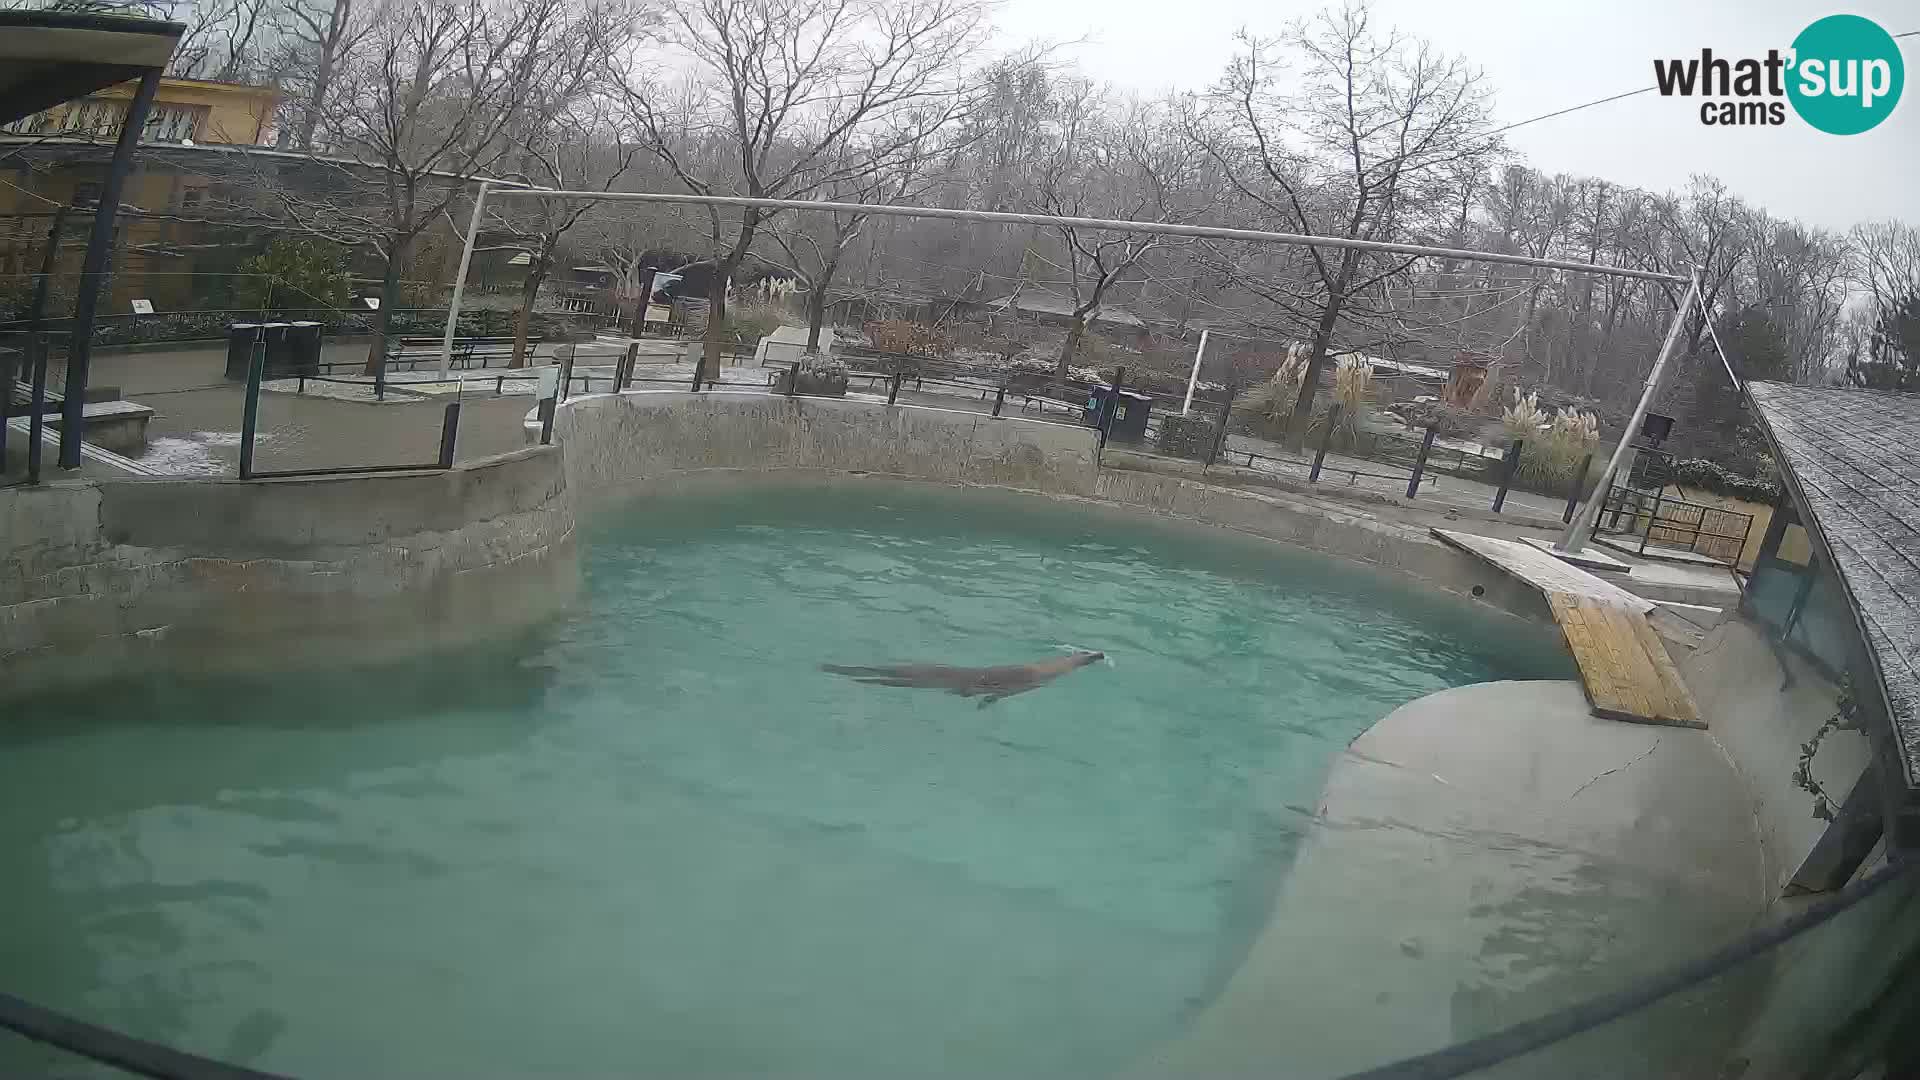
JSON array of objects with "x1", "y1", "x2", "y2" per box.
[
  {"x1": 1492, "y1": 440, "x2": 1524, "y2": 513},
  {"x1": 1406, "y1": 425, "x2": 1438, "y2": 500},
  {"x1": 440, "y1": 181, "x2": 490, "y2": 378},
  {"x1": 61, "y1": 68, "x2": 161, "y2": 470},
  {"x1": 1562, "y1": 267, "x2": 1703, "y2": 553}
]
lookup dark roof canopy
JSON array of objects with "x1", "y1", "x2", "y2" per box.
[
  {"x1": 0, "y1": 10, "x2": 183, "y2": 127},
  {"x1": 1747, "y1": 382, "x2": 1920, "y2": 789}
]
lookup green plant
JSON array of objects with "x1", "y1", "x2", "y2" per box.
[
  {"x1": 234, "y1": 237, "x2": 351, "y2": 312},
  {"x1": 723, "y1": 300, "x2": 784, "y2": 345}
]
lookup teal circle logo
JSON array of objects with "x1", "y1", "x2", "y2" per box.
[{"x1": 1787, "y1": 14, "x2": 1904, "y2": 135}]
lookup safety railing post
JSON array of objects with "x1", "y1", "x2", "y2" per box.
[
  {"x1": 25, "y1": 334, "x2": 47, "y2": 484},
  {"x1": 1098, "y1": 366, "x2": 1128, "y2": 450},
  {"x1": 0, "y1": 338, "x2": 13, "y2": 471},
  {"x1": 992, "y1": 384, "x2": 1006, "y2": 417},
  {"x1": 537, "y1": 365, "x2": 558, "y2": 446},
  {"x1": 437, "y1": 400, "x2": 461, "y2": 468},
  {"x1": 1309, "y1": 402, "x2": 1342, "y2": 483},
  {"x1": 1206, "y1": 386, "x2": 1236, "y2": 467},
  {"x1": 1492, "y1": 439, "x2": 1524, "y2": 513},
  {"x1": 1565, "y1": 452, "x2": 1594, "y2": 524},
  {"x1": 238, "y1": 339, "x2": 265, "y2": 480},
  {"x1": 1405, "y1": 425, "x2": 1439, "y2": 499},
  {"x1": 617, "y1": 343, "x2": 636, "y2": 393}
]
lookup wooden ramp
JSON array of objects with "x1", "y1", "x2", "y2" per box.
[{"x1": 1434, "y1": 529, "x2": 1703, "y2": 729}]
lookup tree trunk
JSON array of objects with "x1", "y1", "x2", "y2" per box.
[
  {"x1": 701, "y1": 266, "x2": 729, "y2": 385},
  {"x1": 806, "y1": 287, "x2": 828, "y2": 352},
  {"x1": 1285, "y1": 299, "x2": 1343, "y2": 450},
  {"x1": 1055, "y1": 316, "x2": 1087, "y2": 381},
  {"x1": 362, "y1": 246, "x2": 405, "y2": 376},
  {"x1": 297, "y1": 52, "x2": 333, "y2": 151},
  {"x1": 509, "y1": 260, "x2": 548, "y2": 369}
]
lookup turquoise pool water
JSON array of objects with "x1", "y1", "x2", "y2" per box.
[{"x1": 0, "y1": 483, "x2": 1572, "y2": 1078}]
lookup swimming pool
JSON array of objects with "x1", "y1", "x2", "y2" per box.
[{"x1": 0, "y1": 482, "x2": 1573, "y2": 1077}]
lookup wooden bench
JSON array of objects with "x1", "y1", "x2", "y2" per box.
[{"x1": 386, "y1": 336, "x2": 543, "y2": 371}]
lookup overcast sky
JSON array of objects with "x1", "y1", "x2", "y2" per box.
[{"x1": 995, "y1": 0, "x2": 1917, "y2": 234}]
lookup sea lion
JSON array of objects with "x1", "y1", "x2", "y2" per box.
[{"x1": 821, "y1": 650, "x2": 1105, "y2": 707}]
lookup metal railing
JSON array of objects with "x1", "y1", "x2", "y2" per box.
[
  {"x1": 1596, "y1": 483, "x2": 1755, "y2": 566},
  {"x1": 1, "y1": 331, "x2": 53, "y2": 486}
]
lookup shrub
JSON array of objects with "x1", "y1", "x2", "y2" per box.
[
  {"x1": 1665, "y1": 457, "x2": 1778, "y2": 502},
  {"x1": 234, "y1": 237, "x2": 351, "y2": 312},
  {"x1": 864, "y1": 319, "x2": 950, "y2": 357},
  {"x1": 722, "y1": 301, "x2": 784, "y2": 346},
  {"x1": 1240, "y1": 348, "x2": 1307, "y2": 436}
]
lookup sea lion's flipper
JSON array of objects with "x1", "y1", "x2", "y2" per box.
[{"x1": 977, "y1": 694, "x2": 1004, "y2": 709}]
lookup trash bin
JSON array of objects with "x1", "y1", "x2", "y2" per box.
[
  {"x1": 224, "y1": 323, "x2": 261, "y2": 380},
  {"x1": 1084, "y1": 383, "x2": 1153, "y2": 444},
  {"x1": 284, "y1": 321, "x2": 322, "y2": 376}
]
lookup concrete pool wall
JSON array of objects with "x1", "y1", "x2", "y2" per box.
[
  {"x1": 545, "y1": 391, "x2": 1554, "y2": 624},
  {"x1": 1, "y1": 445, "x2": 575, "y2": 697}
]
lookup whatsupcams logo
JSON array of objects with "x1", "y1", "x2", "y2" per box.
[{"x1": 1653, "y1": 14, "x2": 1904, "y2": 133}]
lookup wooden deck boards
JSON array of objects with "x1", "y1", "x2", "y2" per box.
[{"x1": 1435, "y1": 529, "x2": 1702, "y2": 729}]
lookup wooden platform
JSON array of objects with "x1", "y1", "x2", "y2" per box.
[{"x1": 1434, "y1": 529, "x2": 1703, "y2": 729}]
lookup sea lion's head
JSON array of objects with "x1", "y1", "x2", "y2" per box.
[{"x1": 1070, "y1": 650, "x2": 1105, "y2": 667}]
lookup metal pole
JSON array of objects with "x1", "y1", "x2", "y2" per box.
[
  {"x1": 0, "y1": 345, "x2": 11, "y2": 471},
  {"x1": 1561, "y1": 267, "x2": 1703, "y2": 554},
  {"x1": 887, "y1": 371, "x2": 902, "y2": 405},
  {"x1": 1182, "y1": 328, "x2": 1208, "y2": 416},
  {"x1": 440, "y1": 181, "x2": 489, "y2": 378},
  {"x1": 1309, "y1": 403, "x2": 1342, "y2": 483},
  {"x1": 1493, "y1": 439, "x2": 1523, "y2": 513},
  {"x1": 437, "y1": 400, "x2": 461, "y2": 468},
  {"x1": 238, "y1": 341, "x2": 264, "y2": 479},
  {"x1": 480, "y1": 188, "x2": 1689, "y2": 286},
  {"x1": 992, "y1": 384, "x2": 1006, "y2": 417},
  {"x1": 1207, "y1": 386, "x2": 1236, "y2": 467},
  {"x1": 29, "y1": 204, "x2": 69, "y2": 331},
  {"x1": 1098, "y1": 367, "x2": 1128, "y2": 450},
  {"x1": 26, "y1": 335, "x2": 47, "y2": 483},
  {"x1": 61, "y1": 68, "x2": 161, "y2": 470},
  {"x1": 1640, "y1": 487, "x2": 1665, "y2": 555},
  {"x1": 1406, "y1": 425, "x2": 1438, "y2": 500},
  {"x1": 1564, "y1": 453, "x2": 1594, "y2": 524}
]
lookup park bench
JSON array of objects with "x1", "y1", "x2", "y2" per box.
[{"x1": 385, "y1": 335, "x2": 543, "y2": 371}]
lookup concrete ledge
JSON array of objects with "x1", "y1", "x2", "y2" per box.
[
  {"x1": 548, "y1": 392, "x2": 1556, "y2": 626},
  {"x1": 1136, "y1": 680, "x2": 1766, "y2": 1078},
  {"x1": 2, "y1": 445, "x2": 579, "y2": 700}
]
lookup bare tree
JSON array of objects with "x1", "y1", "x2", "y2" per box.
[
  {"x1": 484, "y1": 2, "x2": 643, "y2": 366},
  {"x1": 1186, "y1": 3, "x2": 1501, "y2": 446},
  {"x1": 1030, "y1": 86, "x2": 1211, "y2": 379},
  {"x1": 274, "y1": 0, "x2": 376, "y2": 151},
  {"x1": 609, "y1": 0, "x2": 990, "y2": 383},
  {"x1": 259, "y1": 0, "x2": 586, "y2": 374},
  {"x1": 1850, "y1": 220, "x2": 1920, "y2": 319}
]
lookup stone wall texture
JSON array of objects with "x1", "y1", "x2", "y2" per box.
[{"x1": 2, "y1": 446, "x2": 576, "y2": 698}]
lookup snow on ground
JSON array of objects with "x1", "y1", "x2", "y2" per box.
[{"x1": 140, "y1": 430, "x2": 260, "y2": 475}]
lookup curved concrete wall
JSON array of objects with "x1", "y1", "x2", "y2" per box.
[
  {"x1": 547, "y1": 391, "x2": 1553, "y2": 622},
  {"x1": 1137, "y1": 680, "x2": 1769, "y2": 1078},
  {"x1": 551, "y1": 391, "x2": 1100, "y2": 503},
  {"x1": 1, "y1": 445, "x2": 576, "y2": 698}
]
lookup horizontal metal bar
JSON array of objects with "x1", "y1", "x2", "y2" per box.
[{"x1": 481, "y1": 188, "x2": 1689, "y2": 285}]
